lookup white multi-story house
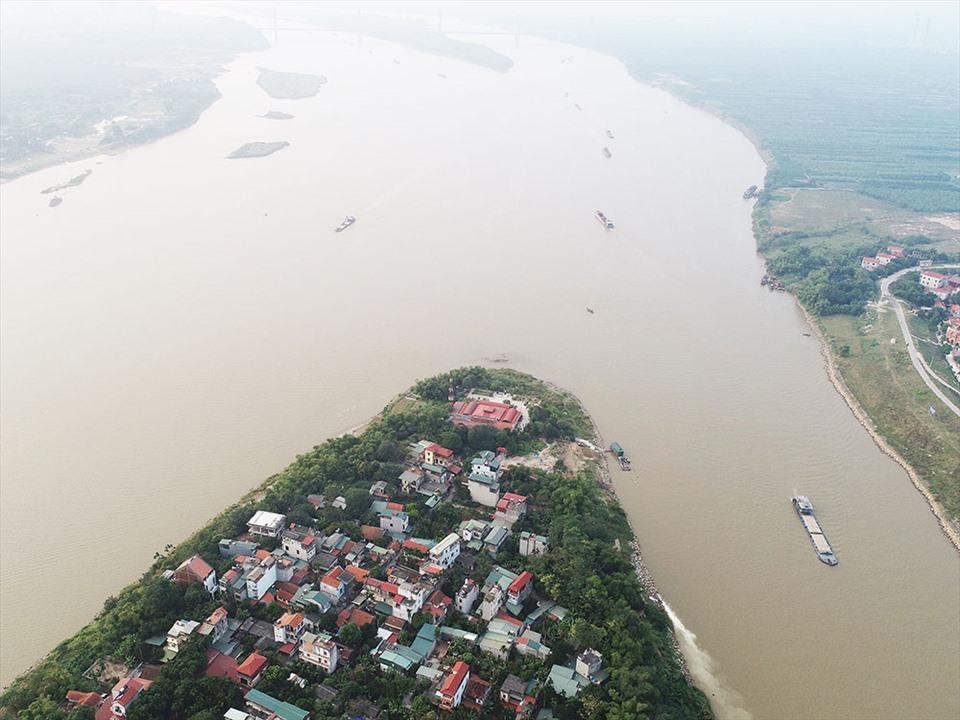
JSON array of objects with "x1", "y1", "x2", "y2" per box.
[
  {"x1": 247, "y1": 510, "x2": 286, "y2": 538},
  {"x1": 519, "y1": 532, "x2": 549, "y2": 557},
  {"x1": 429, "y1": 533, "x2": 461, "y2": 570},
  {"x1": 281, "y1": 525, "x2": 319, "y2": 562},
  {"x1": 479, "y1": 585, "x2": 505, "y2": 621},
  {"x1": 920, "y1": 270, "x2": 948, "y2": 289},
  {"x1": 300, "y1": 631, "x2": 339, "y2": 673},
  {"x1": 379, "y1": 508, "x2": 410, "y2": 533},
  {"x1": 245, "y1": 555, "x2": 278, "y2": 601},
  {"x1": 273, "y1": 612, "x2": 307, "y2": 645},
  {"x1": 455, "y1": 578, "x2": 479, "y2": 615},
  {"x1": 166, "y1": 619, "x2": 200, "y2": 654}
]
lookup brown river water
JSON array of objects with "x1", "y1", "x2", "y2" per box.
[{"x1": 1, "y1": 28, "x2": 958, "y2": 719}]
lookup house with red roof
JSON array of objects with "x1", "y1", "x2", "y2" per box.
[
  {"x1": 423, "y1": 442, "x2": 455, "y2": 467},
  {"x1": 450, "y1": 399, "x2": 522, "y2": 431},
  {"x1": 494, "y1": 493, "x2": 528, "y2": 527},
  {"x1": 507, "y1": 571, "x2": 534, "y2": 605},
  {"x1": 875, "y1": 252, "x2": 896, "y2": 265},
  {"x1": 437, "y1": 661, "x2": 471, "y2": 711},
  {"x1": 861, "y1": 256, "x2": 880, "y2": 271},
  {"x1": 888, "y1": 245, "x2": 904, "y2": 257},
  {"x1": 931, "y1": 283, "x2": 959, "y2": 301},
  {"x1": 236, "y1": 652, "x2": 268, "y2": 687},
  {"x1": 65, "y1": 690, "x2": 102, "y2": 710},
  {"x1": 173, "y1": 554, "x2": 217, "y2": 595},
  {"x1": 274, "y1": 611, "x2": 307, "y2": 644},
  {"x1": 281, "y1": 524, "x2": 319, "y2": 562},
  {"x1": 203, "y1": 648, "x2": 239, "y2": 683},
  {"x1": 423, "y1": 589, "x2": 453, "y2": 623},
  {"x1": 198, "y1": 606, "x2": 229, "y2": 642},
  {"x1": 96, "y1": 676, "x2": 151, "y2": 720},
  {"x1": 920, "y1": 270, "x2": 949, "y2": 289},
  {"x1": 319, "y1": 566, "x2": 350, "y2": 602}
]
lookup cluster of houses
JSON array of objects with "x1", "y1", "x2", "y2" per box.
[
  {"x1": 66, "y1": 396, "x2": 607, "y2": 720},
  {"x1": 918, "y1": 269, "x2": 960, "y2": 303},
  {"x1": 860, "y1": 244, "x2": 907, "y2": 271}
]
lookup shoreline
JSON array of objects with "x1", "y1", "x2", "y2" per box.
[
  {"x1": 659, "y1": 79, "x2": 960, "y2": 554},
  {"x1": 794, "y1": 298, "x2": 960, "y2": 552},
  {"x1": 542, "y1": 380, "x2": 691, "y2": 681}
]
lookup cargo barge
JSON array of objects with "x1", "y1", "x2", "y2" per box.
[
  {"x1": 335, "y1": 215, "x2": 356, "y2": 232},
  {"x1": 595, "y1": 210, "x2": 615, "y2": 230},
  {"x1": 792, "y1": 495, "x2": 838, "y2": 566},
  {"x1": 610, "y1": 441, "x2": 632, "y2": 471}
]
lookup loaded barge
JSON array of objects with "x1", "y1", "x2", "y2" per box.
[
  {"x1": 610, "y1": 441, "x2": 632, "y2": 471},
  {"x1": 595, "y1": 210, "x2": 615, "y2": 230},
  {"x1": 792, "y1": 495, "x2": 838, "y2": 566}
]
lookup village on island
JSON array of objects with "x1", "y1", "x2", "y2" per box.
[{"x1": 64, "y1": 394, "x2": 613, "y2": 720}]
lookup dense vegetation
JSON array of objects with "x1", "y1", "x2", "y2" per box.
[{"x1": 0, "y1": 368, "x2": 709, "y2": 720}]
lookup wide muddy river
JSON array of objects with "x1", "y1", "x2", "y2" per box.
[{"x1": 1, "y1": 24, "x2": 958, "y2": 719}]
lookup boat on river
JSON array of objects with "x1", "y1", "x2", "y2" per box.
[
  {"x1": 335, "y1": 215, "x2": 356, "y2": 232},
  {"x1": 595, "y1": 210, "x2": 615, "y2": 230},
  {"x1": 602, "y1": 147, "x2": 612, "y2": 159},
  {"x1": 606, "y1": 129, "x2": 614, "y2": 139},
  {"x1": 792, "y1": 495, "x2": 838, "y2": 566},
  {"x1": 610, "y1": 441, "x2": 632, "y2": 471}
]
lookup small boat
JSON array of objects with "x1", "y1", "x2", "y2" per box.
[
  {"x1": 610, "y1": 441, "x2": 632, "y2": 471},
  {"x1": 334, "y1": 215, "x2": 356, "y2": 232},
  {"x1": 606, "y1": 129, "x2": 614, "y2": 139},
  {"x1": 743, "y1": 184, "x2": 760, "y2": 200},
  {"x1": 792, "y1": 495, "x2": 838, "y2": 566},
  {"x1": 586, "y1": 307, "x2": 595, "y2": 314},
  {"x1": 595, "y1": 210, "x2": 615, "y2": 230},
  {"x1": 602, "y1": 147, "x2": 612, "y2": 159}
]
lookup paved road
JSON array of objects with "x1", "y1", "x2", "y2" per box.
[{"x1": 878, "y1": 264, "x2": 960, "y2": 418}]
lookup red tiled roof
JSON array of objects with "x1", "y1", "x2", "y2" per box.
[
  {"x1": 176, "y1": 554, "x2": 214, "y2": 581},
  {"x1": 236, "y1": 652, "x2": 268, "y2": 679},
  {"x1": 427, "y1": 443, "x2": 454, "y2": 458},
  {"x1": 345, "y1": 565, "x2": 369, "y2": 581},
  {"x1": 204, "y1": 648, "x2": 239, "y2": 683},
  {"x1": 440, "y1": 661, "x2": 470, "y2": 697},
  {"x1": 278, "y1": 642, "x2": 296, "y2": 655},
  {"x1": 922, "y1": 271, "x2": 948, "y2": 280},
  {"x1": 66, "y1": 690, "x2": 101, "y2": 707},
  {"x1": 495, "y1": 612, "x2": 523, "y2": 627},
  {"x1": 361, "y1": 525, "x2": 386, "y2": 540},
  {"x1": 276, "y1": 612, "x2": 304, "y2": 628},
  {"x1": 386, "y1": 502, "x2": 404, "y2": 511},
  {"x1": 109, "y1": 677, "x2": 151, "y2": 710},
  {"x1": 206, "y1": 607, "x2": 228, "y2": 626},
  {"x1": 508, "y1": 571, "x2": 534, "y2": 595},
  {"x1": 403, "y1": 539, "x2": 430, "y2": 554}
]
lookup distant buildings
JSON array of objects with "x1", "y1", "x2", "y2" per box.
[{"x1": 920, "y1": 270, "x2": 948, "y2": 289}]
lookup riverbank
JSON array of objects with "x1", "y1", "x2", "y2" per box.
[{"x1": 674, "y1": 87, "x2": 960, "y2": 553}]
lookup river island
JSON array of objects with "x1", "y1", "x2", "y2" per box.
[
  {"x1": 0, "y1": 368, "x2": 709, "y2": 720},
  {"x1": 228, "y1": 142, "x2": 290, "y2": 160}
]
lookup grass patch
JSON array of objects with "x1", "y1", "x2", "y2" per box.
[{"x1": 821, "y1": 311, "x2": 960, "y2": 522}]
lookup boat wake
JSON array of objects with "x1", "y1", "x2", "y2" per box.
[{"x1": 662, "y1": 601, "x2": 752, "y2": 720}]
